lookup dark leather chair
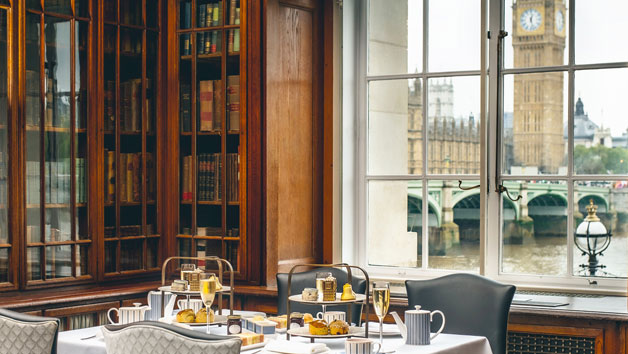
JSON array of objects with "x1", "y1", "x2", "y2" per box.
[
  {"x1": 102, "y1": 321, "x2": 241, "y2": 354},
  {"x1": 277, "y1": 267, "x2": 367, "y2": 325},
  {"x1": 405, "y1": 273, "x2": 515, "y2": 354},
  {"x1": 0, "y1": 308, "x2": 60, "y2": 354}
]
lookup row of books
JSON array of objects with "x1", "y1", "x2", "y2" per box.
[
  {"x1": 104, "y1": 224, "x2": 156, "y2": 238},
  {"x1": 196, "y1": 31, "x2": 222, "y2": 55},
  {"x1": 198, "y1": 80, "x2": 223, "y2": 132},
  {"x1": 226, "y1": 75, "x2": 240, "y2": 131},
  {"x1": 104, "y1": 151, "x2": 156, "y2": 203},
  {"x1": 195, "y1": 238, "x2": 238, "y2": 270},
  {"x1": 197, "y1": 153, "x2": 222, "y2": 201},
  {"x1": 104, "y1": 79, "x2": 155, "y2": 133},
  {"x1": 26, "y1": 159, "x2": 87, "y2": 205},
  {"x1": 197, "y1": 3, "x2": 221, "y2": 28},
  {"x1": 226, "y1": 153, "x2": 239, "y2": 202}
]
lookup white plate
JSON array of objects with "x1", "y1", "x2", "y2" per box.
[
  {"x1": 287, "y1": 326, "x2": 365, "y2": 339},
  {"x1": 159, "y1": 314, "x2": 228, "y2": 326},
  {"x1": 241, "y1": 337, "x2": 271, "y2": 351},
  {"x1": 288, "y1": 293, "x2": 366, "y2": 305},
  {"x1": 363, "y1": 322, "x2": 401, "y2": 336}
]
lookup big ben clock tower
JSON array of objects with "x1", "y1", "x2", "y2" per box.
[{"x1": 512, "y1": 0, "x2": 566, "y2": 173}]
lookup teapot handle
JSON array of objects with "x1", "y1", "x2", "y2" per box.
[
  {"x1": 430, "y1": 310, "x2": 445, "y2": 340},
  {"x1": 107, "y1": 308, "x2": 119, "y2": 324}
]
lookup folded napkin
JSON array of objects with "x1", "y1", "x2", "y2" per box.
[
  {"x1": 363, "y1": 322, "x2": 401, "y2": 334},
  {"x1": 264, "y1": 341, "x2": 328, "y2": 354}
]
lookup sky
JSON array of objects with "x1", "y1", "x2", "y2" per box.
[{"x1": 402, "y1": 0, "x2": 628, "y2": 137}]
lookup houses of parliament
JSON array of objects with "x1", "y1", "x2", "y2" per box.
[{"x1": 408, "y1": 0, "x2": 566, "y2": 175}]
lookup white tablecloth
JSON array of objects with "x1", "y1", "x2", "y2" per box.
[{"x1": 58, "y1": 323, "x2": 492, "y2": 354}]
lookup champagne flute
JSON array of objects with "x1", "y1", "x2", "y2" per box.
[
  {"x1": 200, "y1": 273, "x2": 217, "y2": 334},
  {"x1": 372, "y1": 281, "x2": 390, "y2": 348}
]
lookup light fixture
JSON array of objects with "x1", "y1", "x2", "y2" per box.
[{"x1": 574, "y1": 199, "x2": 612, "y2": 276}]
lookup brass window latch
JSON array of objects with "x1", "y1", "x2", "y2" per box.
[{"x1": 496, "y1": 184, "x2": 521, "y2": 202}]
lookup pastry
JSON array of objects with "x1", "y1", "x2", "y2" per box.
[
  {"x1": 308, "y1": 319, "x2": 329, "y2": 335},
  {"x1": 176, "y1": 309, "x2": 195, "y2": 323},
  {"x1": 194, "y1": 307, "x2": 215, "y2": 323},
  {"x1": 340, "y1": 283, "x2": 356, "y2": 300},
  {"x1": 235, "y1": 332, "x2": 264, "y2": 346},
  {"x1": 302, "y1": 288, "x2": 318, "y2": 301},
  {"x1": 251, "y1": 315, "x2": 265, "y2": 322},
  {"x1": 329, "y1": 319, "x2": 349, "y2": 335},
  {"x1": 303, "y1": 313, "x2": 314, "y2": 324},
  {"x1": 267, "y1": 315, "x2": 287, "y2": 329}
]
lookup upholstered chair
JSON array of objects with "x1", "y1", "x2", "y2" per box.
[
  {"x1": 277, "y1": 267, "x2": 367, "y2": 325},
  {"x1": 102, "y1": 321, "x2": 241, "y2": 354},
  {"x1": 405, "y1": 273, "x2": 516, "y2": 354},
  {"x1": 0, "y1": 308, "x2": 60, "y2": 354}
]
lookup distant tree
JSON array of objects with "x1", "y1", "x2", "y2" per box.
[{"x1": 574, "y1": 145, "x2": 628, "y2": 174}]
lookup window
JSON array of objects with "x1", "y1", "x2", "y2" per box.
[{"x1": 351, "y1": 0, "x2": 628, "y2": 292}]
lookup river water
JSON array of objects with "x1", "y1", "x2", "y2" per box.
[{"x1": 426, "y1": 232, "x2": 627, "y2": 278}]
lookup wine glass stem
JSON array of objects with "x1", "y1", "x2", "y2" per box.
[
  {"x1": 379, "y1": 317, "x2": 383, "y2": 345},
  {"x1": 206, "y1": 305, "x2": 210, "y2": 334}
]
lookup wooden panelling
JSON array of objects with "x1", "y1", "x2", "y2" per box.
[{"x1": 264, "y1": 0, "x2": 325, "y2": 286}]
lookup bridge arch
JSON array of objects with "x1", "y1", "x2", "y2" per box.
[
  {"x1": 452, "y1": 193, "x2": 481, "y2": 241},
  {"x1": 576, "y1": 194, "x2": 608, "y2": 213},
  {"x1": 502, "y1": 197, "x2": 518, "y2": 221},
  {"x1": 528, "y1": 193, "x2": 568, "y2": 237},
  {"x1": 407, "y1": 194, "x2": 441, "y2": 230}
]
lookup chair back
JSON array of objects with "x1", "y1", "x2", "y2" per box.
[
  {"x1": 405, "y1": 273, "x2": 515, "y2": 354},
  {"x1": 276, "y1": 267, "x2": 367, "y2": 325},
  {"x1": 0, "y1": 308, "x2": 60, "y2": 354},
  {"x1": 102, "y1": 321, "x2": 241, "y2": 354}
]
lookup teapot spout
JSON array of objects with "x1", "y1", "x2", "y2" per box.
[{"x1": 390, "y1": 311, "x2": 407, "y2": 340}]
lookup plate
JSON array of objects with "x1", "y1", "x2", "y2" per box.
[
  {"x1": 157, "y1": 285, "x2": 231, "y2": 296},
  {"x1": 363, "y1": 322, "x2": 401, "y2": 336},
  {"x1": 241, "y1": 337, "x2": 271, "y2": 351},
  {"x1": 159, "y1": 314, "x2": 228, "y2": 326},
  {"x1": 288, "y1": 293, "x2": 366, "y2": 305},
  {"x1": 287, "y1": 326, "x2": 365, "y2": 339}
]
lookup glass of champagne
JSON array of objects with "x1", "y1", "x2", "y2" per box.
[
  {"x1": 372, "y1": 281, "x2": 390, "y2": 348},
  {"x1": 200, "y1": 273, "x2": 217, "y2": 333},
  {"x1": 180, "y1": 263, "x2": 196, "y2": 281}
]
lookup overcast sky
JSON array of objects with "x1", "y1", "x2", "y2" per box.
[{"x1": 404, "y1": 0, "x2": 628, "y2": 137}]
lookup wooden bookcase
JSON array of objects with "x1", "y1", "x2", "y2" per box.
[
  {"x1": 100, "y1": 0, "x2": 162, "y2": 277},
  {"x1": 0, "y1": 1, "x2": 10, "y2": 288},
  {"x1": 174, "y1": 0, "x2": 247, "y2": 276}
]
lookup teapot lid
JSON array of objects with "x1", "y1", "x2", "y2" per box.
[{"x1": 406, "y1": 305, "x2": 430, "y2": 314}]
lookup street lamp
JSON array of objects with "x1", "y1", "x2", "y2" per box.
[{"x1": 574, "y1": 199, "x2": 612, "y2": 276}]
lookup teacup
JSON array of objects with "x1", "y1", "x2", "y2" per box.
[
  {"x1": 316, "y1": 311, "x2": 345, "y2": 323},
  {"x1": 345, "y1": 338, "x2": 381, "y2": 354},
  {"x1": 177, "y1": 299, "x2": 204, "y2": 313}
]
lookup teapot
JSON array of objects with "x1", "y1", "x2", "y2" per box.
[
  {"x1": 391, "y1": 305, "x2": 446, "y2": 345},
  {"x1": 107, "y1": 303, "x2": 150, "y2": 325}
]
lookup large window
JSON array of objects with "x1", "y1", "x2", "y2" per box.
[{"x1": 354, "y1": 0, "x2": 628, "y2": 292}]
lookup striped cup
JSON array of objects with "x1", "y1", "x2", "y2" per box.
[{"x1": 345, "y1": 338, "x2": 381, "y2": 354}]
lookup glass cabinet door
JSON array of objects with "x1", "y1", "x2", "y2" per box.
[
  {"x1": 0, "y1": 7, "x2": 9, "y2": 285},
  {"x1": 25, "y1": 1, "x2": 91, "y2": 283}
]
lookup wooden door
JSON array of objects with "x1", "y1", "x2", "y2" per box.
[{"x1": 265, "y1": 0, "x2": 324, "y2": 285}]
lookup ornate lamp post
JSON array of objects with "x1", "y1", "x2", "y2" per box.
[{"x1": 574, "y1": 200, "x2": 612, "y2": 276}]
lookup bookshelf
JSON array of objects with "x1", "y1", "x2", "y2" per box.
[
  {"x1": 176, "y1": 0, "x2": 245, "y2": 274},
  {"x1": 102, "y1": 0, "x2": 161, "y2": 276},
  {"x1": 0, "y1": 5, "x2": 8, "y2": 286},
  {"x1": 23, "y1": 1, "x2": 91, "y2": 283}
]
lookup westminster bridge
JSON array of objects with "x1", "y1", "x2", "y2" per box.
[{"x1": 406, "y1": 180, "x2": 628, "y2": 254}]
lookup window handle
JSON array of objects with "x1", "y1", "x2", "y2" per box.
[
  {"x1": 458, "y1": 180, "x2": 480, "y2": 191},
  {"x1": 496, "y1": 184, "x2": 522, "y2": 202}
]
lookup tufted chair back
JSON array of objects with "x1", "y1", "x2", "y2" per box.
[
  {"x1": 102, "y1": 321, "x2": 241, "y2": 354},
  {"x1": 0, "y1": 308, "x2": 60, "y2": 354}
]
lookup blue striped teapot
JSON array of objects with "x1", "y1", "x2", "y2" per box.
[{"x1": 392, "y1": 305, "x2": 446, "y2": 345}]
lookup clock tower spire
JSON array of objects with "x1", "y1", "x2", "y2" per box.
[{"x1": 512, "y1": 0, "x2": 566, "y2": 174}]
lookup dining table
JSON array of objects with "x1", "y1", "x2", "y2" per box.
[{"x1": 57, "y1": 316, "x2": 493, "y2": 354}]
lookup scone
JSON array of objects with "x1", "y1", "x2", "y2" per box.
[
  {"x1": 176, "y1": 309, "x2": 195, "y2": 323},
  {"x1": 303, "y1": 313, "x2": 314, "y2": 324},
  {"x1": 302, "y1": 288, "x2": 318, "y2": 301},
  {"x1": 308, "y1": 319, "x2": 329, "y2": 335},
  {"x1": 329, "y1": 319, "x2": 349, "y2": 335},
  {"x1": 194, "y1": 307, "x2": 215, "y2": 323}
]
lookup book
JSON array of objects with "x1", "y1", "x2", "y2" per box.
[
  {"x1": 119, "y1": 153, "x2": 127, "y2": 202},
  {"x1": 206, "y1": 3, "x2": 213, "y2": 28},
  {"x1": 212, "y1": 3, "x2": 220, "y2": 26},
  {"x1": 233, "y1": 29, "x2": 240, "y2": 52},
  {"x1": 205, "y1": 32, "x2": 211, "y2": 54},
  {"x1": 132, "y1": 153, "x2": 141, "y2": 202},
  {"x1": 107, "y1": 150, "x2": 116, "y2": 202},
  {"x1": 227, "y1": 75, "x2": 240, "y2": 131},
  {"x1": 146, "y1": 152, "x2": 155, "y2": 202},
  {"x1": 197, "y1": 32, "x2": 205, "y2": 54},
  {"x1": 180, "y1": 84, "x2": 191, "y2": 132},
  {"x1": 199, "y1": 80, "x2": 214, "y2": 131},
  {"x1": 182, "y1": 2, "x2": 191, "y2": 29},
  {"x1": 182, "y1": 155, "x2": 192, "y2": 201},
  {"x1": 229, "y1": 0, "x2": 237, "y2": 25},
  {"x1": 211, "y1": 31, "x2": 219, "y2": 53},
  {"x1": 198, "y1": 4, "x2": 206, "y2": 28},
  {"x1": 213, "y1": 80, "x2": 222, "y2": 130}
]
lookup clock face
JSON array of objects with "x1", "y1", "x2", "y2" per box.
[
  {"x1": 520, "y1": 8, "x2": 542, "y2": 32},
  {"x1": 555, "y1": 10, "x2": 564, "y2": 32}
]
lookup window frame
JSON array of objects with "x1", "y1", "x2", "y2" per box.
[{"x1": 350, "y1": 0, "x2": 628, "y2": 294}]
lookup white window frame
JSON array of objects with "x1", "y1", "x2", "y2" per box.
[{"x1": 345, "y1": 0, "x2": 628, "y2": 294}]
